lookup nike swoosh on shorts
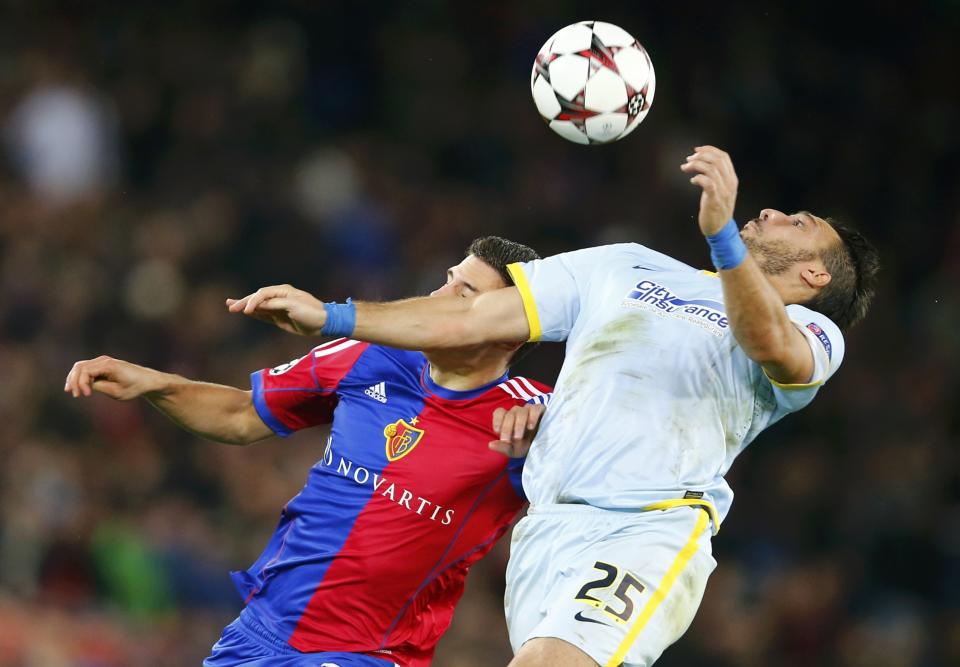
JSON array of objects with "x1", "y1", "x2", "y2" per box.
[{"x1": 574, "y1": 610, "x2": 609, "y2": 626}]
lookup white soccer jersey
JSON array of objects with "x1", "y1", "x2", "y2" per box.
[{"x1": 507, "y1": 243, "x2": 844, "y2": 531}]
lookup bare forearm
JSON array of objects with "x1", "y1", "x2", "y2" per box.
[
  {"x1": 144, "y1": 374, "x2": 271, "y2": 445},
  {"x1": 353, "y1": 289, "x2": 530, "y2": 349},
  {"x1": 718, "y1": 256, "x2": 797, "y2": 362},
  {"x1": 353, "y1": 298, "x2": 476, "y2": 349}
]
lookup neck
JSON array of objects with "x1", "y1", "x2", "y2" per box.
[
  {"x1": 426, "y1": 351, "x2": 509, "y2": 392},
  {"x1": 764, "y1": 271, "x2": 816, "y2": 306}
]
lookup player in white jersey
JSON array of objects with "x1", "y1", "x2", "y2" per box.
[{"x1": 226, "y1": 146, "x2": 880, "y2": 666}]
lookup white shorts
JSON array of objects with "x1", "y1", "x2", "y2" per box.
[{"x1": 504, "y1": 504, "x2": 716, "y2": 667}]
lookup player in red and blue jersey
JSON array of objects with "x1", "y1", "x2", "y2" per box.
[{"x1": 64, "y1": 237, "x2": 551, "y2": 667}]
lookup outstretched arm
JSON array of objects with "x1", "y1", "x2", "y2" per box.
[
  {"x1": 681, "y1": 146, "x2": 814, "y2": 384},
  {"x1": 64, "y1": 356, "x2": 273, "y2": 445},
  {"x1": 226, "y1": 284, "x2": 531, "y2": 349}
]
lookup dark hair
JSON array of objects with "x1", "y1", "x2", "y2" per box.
[
  {"x1": 465, "y1": 236, "x2": 540, "y2": 365},
  {"x1": 804, "y1": 218, "x2": 880, "y2": 330},
  {"x1": 466, "y1": 236, "x2": 540, "y2": 282}
]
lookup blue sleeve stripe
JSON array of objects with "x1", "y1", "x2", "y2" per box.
[
  {"x1": 525, "y1": 392, "x2": 552, "y2": 406},
  {"x1": 250, "y1": 371, "x2": 294, "y2": 438},
  {"x1": 507, "y1": 458, "x2": 526, "y2": 500}
]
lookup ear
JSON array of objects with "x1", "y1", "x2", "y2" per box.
[{"x1": 799, "y1": 265, "x2": 831, "y2": 290}]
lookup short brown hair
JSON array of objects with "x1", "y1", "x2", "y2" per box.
[
  {"x1": 465, "y1": 236, "x2": 540, "y2": 365},
  {"x1": 805, "y1": 218, "x2": 880, "y2": 330}
]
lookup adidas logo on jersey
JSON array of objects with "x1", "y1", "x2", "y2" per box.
[{"x1": 365, "y1": 382, "x2": 388, "y2": 403}]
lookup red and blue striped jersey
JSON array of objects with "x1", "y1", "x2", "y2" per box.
[{"x1": 232, "y1": 338, "x2": 551, "y2": 666}]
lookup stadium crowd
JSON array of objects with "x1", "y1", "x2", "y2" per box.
[{"x1": 1, "y1": 3, "x2": 958, "y2": 665}]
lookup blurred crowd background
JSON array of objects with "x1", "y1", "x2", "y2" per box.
[{"x1": 1, "y1": 1, "x2": 958, "y2": 665}]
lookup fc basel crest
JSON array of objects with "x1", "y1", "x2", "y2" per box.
[{"x1": 384, "y1": 418, "x2": 425, "y2": 462}]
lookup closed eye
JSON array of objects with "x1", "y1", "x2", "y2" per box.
[{"x1": 446, "y1": 269, "x2": 477, "y2": 296}]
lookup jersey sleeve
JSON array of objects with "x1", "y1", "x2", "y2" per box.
[
  {"x1": 498, "y1": 377, "x2": 553, "y2": 502},
  {"x1": 251, "y1": 338, "x2": 369, "y2": 437},
  {"x1": 764, "y1": 305, "x2": 845, "y2": 413},
  {"x1": 527, "y1": 391, "x2": 552, "y2": 406},
  {"x1": 506, "y1": 245, "x2": 622, "y2": 343},
  {"x1": 507, "y1": 456, "x2": 526, "y2": 502}
]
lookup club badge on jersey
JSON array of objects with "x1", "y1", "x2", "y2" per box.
[{"x1": 384, "y1": 418, "x2": 425, "y2": 461}]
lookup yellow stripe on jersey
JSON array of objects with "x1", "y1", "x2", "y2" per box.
[
  {"x1": 762, "y1": 367, "x2": 824, "y2": 390},
  {"x1": 641, "y1": 499, "x2": 721, "y2": 534},
  {"x1": 506, "y1": 262, "x2": 542, "y2": 342},
  {"x1": 605, "y1": 510, "x2": 710, "y2": 667}
]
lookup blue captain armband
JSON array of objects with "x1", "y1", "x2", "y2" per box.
[
  {"x1": 321, "y1": 299, "x2": 356, "y2": 337},
  {"x1": 706, "y1": 219, "x2": 748, "y2": 270}
]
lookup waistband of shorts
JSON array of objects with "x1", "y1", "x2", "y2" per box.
[
  {"x1": 237, "y1": 606, "x2": 299, "y2": 655},
  {"x1": 528, "y1": 499, "x2": 721, "y2": 533}
]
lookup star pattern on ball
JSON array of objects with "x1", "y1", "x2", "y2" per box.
[{"x1": 530, "y1": 21, "x2": 655, "y2": 144}]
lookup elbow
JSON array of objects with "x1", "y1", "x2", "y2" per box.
[
  {"x1": 228, "y1": 425, "x2": 267, "y2": 446},
  {"x1": 736, "y1": 327, "x2": 792, "y2": 365},
  {"x1": 230, "y1": 394, "x2": 268, "y2": 445},
  {"x1": 210, "y1": 427, "x2": 257, "y2": 446},
  {"x1": 745, "y1": 345, "x2": 783, "y2": 366},
  {"x1": 229, "y1": 430, "x2": 258, "y2": 446}
]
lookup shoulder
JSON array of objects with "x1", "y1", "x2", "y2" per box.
[
  {"x1": 620, "y1": 243, "x2": 696, "y2": 272},
  {"x1": 783, "y1": 304, "x2": 845, "y2": 367},
  {"x1": 363, "y1": 343, "x2": 423, "y2": 362},
  {"x1": 309, "y1": 337, "x2": 368, "y2": 358},
  {"x1": 514, "y1": 243, "x2": 692, "y2": 277},
  {"x1": 553, "y1": 242, "x2": 693, "y2": 272},
  {"x1": 320, "y1": 343, "x2": 426, "y2": 385},
  {"x1": 359, "y1": 344, "x2": 427, "y2": 369}
]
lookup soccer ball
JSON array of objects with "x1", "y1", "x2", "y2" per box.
[{"x1": 530, "y1": 21, "x2": 655, "y2": 144}]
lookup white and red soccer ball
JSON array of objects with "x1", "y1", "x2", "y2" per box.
[{"x1": 531, "y1": 21, "x2": 655, "y2": 144}]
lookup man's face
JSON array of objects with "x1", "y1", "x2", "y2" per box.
[
  {"x1": 740, "y1": 209, "x2": 840, "y2": 274},
  {"x1": 430, "y1": 254, "x2": 507, "y2": 298}
]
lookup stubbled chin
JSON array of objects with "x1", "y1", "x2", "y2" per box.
[{"x1": 741, "y1": 237, "x2": 770, "y2": 272}]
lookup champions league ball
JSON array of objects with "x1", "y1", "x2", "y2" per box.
[{"x1": 530, "y1": 21, "x2": 655, "y2": 144}]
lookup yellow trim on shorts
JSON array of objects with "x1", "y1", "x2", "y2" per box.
[
  {"x1": 506, "y1": 262, "x2": 542, "y2": 343},
  {"x1": 605, "y1": 510, "x2": 710, "y2": 667},
  {"x1": 641, "y1": 499, "x2": 720, "y2": 534}
]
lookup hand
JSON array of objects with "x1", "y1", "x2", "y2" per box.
[
  {"x1": 64, "y1": 356, "x2": 161, "y2": 400},
  {"x1": 680, "y1": 145, "x2": 739, "y2": 236},
  {"x1": 488, "y1": 403, "x2": 546, "y2": 458},
  {"x1": 226, "y1": 284, "x2": 328, "y2": 336}
]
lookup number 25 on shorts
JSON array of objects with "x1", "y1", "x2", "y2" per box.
[{"x1": 574, "y1": 561, "x2": 645, "y2": 623}]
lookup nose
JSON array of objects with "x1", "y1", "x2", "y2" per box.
[
  {"x1": 759, "y1": 209, "x2": 787, "y2": 224},
  {"x1": 431, "y1": 283, "x2": 456, "y2": 297}
]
